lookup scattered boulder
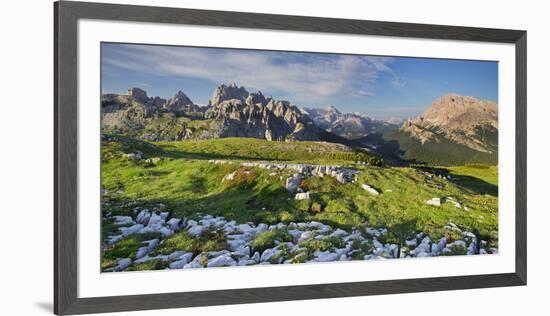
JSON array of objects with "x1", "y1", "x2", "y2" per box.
[
  {"x1": 124, "y1": 152, "x2": 142, "y2": 160},
  {"x1": 260, "y1": 248, "x2": 280, "y2": 262},
  {"x1": 410, "y1": 236, "x2": 432, "y2": 257},
  {"x1": 426, "y1": 197, "x2": 441, "y2": 206},
  {"x1": 187, "y1": 224, "x2": 205, "y2": 237},
  {"x1": 238, "y1": 256, "x2": 257, "y2": 266},
  {"x1": 222, "y1": 171, "x2": 237, "y2": 182},
  {"x1": 313, "y1": 251, "x2": 340, "y2": 262},
  {"x1": 207, "y1": 255, "x2": 237, "y2": 268},
  {"x1": 136, "y1": 209, "x2": 151, "y2": 225},
  {"x1": 113, "y1": 216, "x2": 134, "y2": 226},
  {"x1": 445, "y1": 197, "x2": 462, "y2": 209},
  {"x1": 119, "y1": 224, "x2": 144, "y2": 236},
  {"x1": 467, "y1": 241, "x2": 478, "y2": 255},
  {"x1": 405, "y1": 238, "x2": 417, "y2": 247},
  {"x1": 361, "y1": 184, "x2": 379, "y2": 195},
  {"x1": 183, "y1": 255, "x2": 205, "y2": 269},
  {"x1": 114, "y1": 258, "x2": 132, "y2": 271},
  {"x1": 166, "y1": 218, "x2": 182, "y2": 231},
  {"x1": 135, "y1": 247, "x2": 149, "y2": 259},
  {"x1": 106, "y1": 235, "x2": 123, "y2": 245},
  {"x1": 145, "y1": 157, "x2": 162, "y2": 165},
  {"x1": 169, "y1": 253, "x2": 194, "y2": 269},
  {"x1": 285, "y1": 174, "x2": 302, "y2": 193}
]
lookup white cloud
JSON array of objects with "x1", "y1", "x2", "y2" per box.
[
  {"x1": 103, "y1": 44, "x2": 395, "y2": 103},
  {"x1": 356, "y1": 90, "x2": 375, "y2": 97}
]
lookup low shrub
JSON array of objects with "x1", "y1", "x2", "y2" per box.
[
  {"x1": 151, "y1": 230, "x2": 226, "y2": 256},
  {"x1": 251, "y1": 229, "x2": 293, "y2": 253}
]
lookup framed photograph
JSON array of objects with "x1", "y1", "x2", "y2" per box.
[{"x1": 54, "y1": 1, "x2": 526, "y2": 314}]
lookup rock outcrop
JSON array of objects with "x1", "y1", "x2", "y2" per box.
[
  {"x1": 204, "y1": 84, "x2": 322, "y2": 141},
  {"x1": 209, "y1": 82, "x2": 250, "y2": 105},
  {"x1": 164, "y1": 90, "x2": 201, "y2": 113},
  {"x1": 101, "y1": 87, "x2": 214, "y2": 140}
]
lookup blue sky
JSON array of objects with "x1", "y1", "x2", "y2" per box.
[{"x1": 101, "y1": 43, "x2": 498, "y2": 120}]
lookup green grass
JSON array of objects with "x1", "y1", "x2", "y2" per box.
[
  {"x1": 126, "y1": 259, "x2": 170, "y2": 271},
  {"x1": 251, "y1": 229, "x2": 293, "y2": 253},
  {"x1": 156, "y1": 137, "x2": 378, "y2": 165},
  {"x1": 101, "y1": 137, "x2": 499, "y2": 248},
  {"x1": 301, "y1": 235, "x2": 345, "y2": 252},
  {"x1": 101, "y1": 233, "x2": 162, "y2": 270},
  {"x1": 150, "y1": 230, "x2": 226, "y2": 256},
  {"x1": 448, "y1": 165, "x2": 498, "y2": 186}
]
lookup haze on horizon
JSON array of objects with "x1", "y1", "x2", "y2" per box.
[{"x1": 101, "y1": 42, "x2": 498, "y2": 120}]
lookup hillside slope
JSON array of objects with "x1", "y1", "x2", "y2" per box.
[{"x1": 358, "y1": 94, "x2": 498, "y2": 165}]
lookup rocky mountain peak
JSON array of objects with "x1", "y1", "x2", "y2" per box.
[
  {"x1": 164, "y1": 90, "x2": 196, "y2": 112},
  {"x1": 210, "y1": 83, "x2": 250, "y2": 105},
  {"x1": 203, "y1": 83, "x2": 320, "y2": 141},
  {"x1": 326, "y1": 105, "x2": 342, "y2": 114},
  {"x1": 400, "y1": 94, "x2": 498, "y2": 153},
  {"x1": 409, "y1": 94, "x2": 498, "y2": 131},
  {"x1": 127, "y1": 87, "x2": 149, "y2": 103},
  {"x1": 246, "y1": 91, "x2": 267, "y2": 106}
]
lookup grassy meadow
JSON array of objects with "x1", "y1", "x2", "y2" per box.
[{"x1": 101, "y1": 136, "x2": 499, "y2": 257}]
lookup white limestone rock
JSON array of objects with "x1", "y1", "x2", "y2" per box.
[
  {"x1": 136, "y1": 209, "x2": 151, "y2": 225},
  {"x1": 313, "y1": 251, "x2": 339, "y2": 262},
  {"x1": 207, "y1": 255, "x2": 237, "y2": 268},
  {"x1": 330, "y1": 229, "x2": 348, "y2": 238},
  {"x1": 238, "y1": 256, "x2": 257, "y2": 266},
  {"x1": 119, "y1": 224, "x2": 144, "y2": 236},
  {"x1": 113, "y1": 216, "x2": 134, "y2": 226},
  {"x1": 405, "y1": 238, "x2": 417, "y2": 247},
  {"x1": 361, "y1": 184, "x2": 380, "y2": 195},
  {"x1": 187, "y1": 224, "x2": 205, "y2": 237},
  {"x1": 222, "y1": 171, "x2": 237, "y2": 182},
  {"x1": 169, "y1": 253, "x2": 194, "y2": 269},
  {"x1": 260, "y1": 248, "x2": 280, "y2": 262},
  {"x1": 114, "y1": 258, "x2": 132, "y2": 271},
  {"x1": 426, "y1": 198, "x2": 441, "y2": 206},
  {"x1": 166, "y1": 218, "x2": 182, "y2": 231},
  {"x1": 285, "y1": 174, "x2": 302, "y2": 193}
]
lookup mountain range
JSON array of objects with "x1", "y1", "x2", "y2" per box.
[
  {"x1": 302, "y1": 106, "x2": 400, "y2": 139},
  {"x1": 102, "y1": 83, "x2": 332, "y2": 142},
  {"x1": 101, "y1": 84, "x2": 498, "y2": 165}
]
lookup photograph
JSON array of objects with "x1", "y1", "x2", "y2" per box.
[{"x1": 100, "y1": 42, "x2": 499, "y2": 272}]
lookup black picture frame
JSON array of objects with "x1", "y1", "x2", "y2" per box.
[{"x1": 54, "y1": 1, "x2": 527, "y2": 314}]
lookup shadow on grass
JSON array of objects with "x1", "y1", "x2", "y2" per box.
[
  {"x1": 411, "y1": 165, "x2": 498, "y2": 197},
  {"x1": 351, "y1": 133, "x2": 421, "y2": 166},
  {"x1": 160, "y1": 147, "x2": 281, "y2": 162},
  {"x1": 449, "y1": 173, "x2": 498, "y2": 197}
]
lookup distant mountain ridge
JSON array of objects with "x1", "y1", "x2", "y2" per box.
[{"x1": 302, "y1": 106, "x2": 400, "y2": 139}]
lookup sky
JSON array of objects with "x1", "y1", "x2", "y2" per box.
[{"x1": 101, "y1": 43, "x2": 498, "y2": 120}]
